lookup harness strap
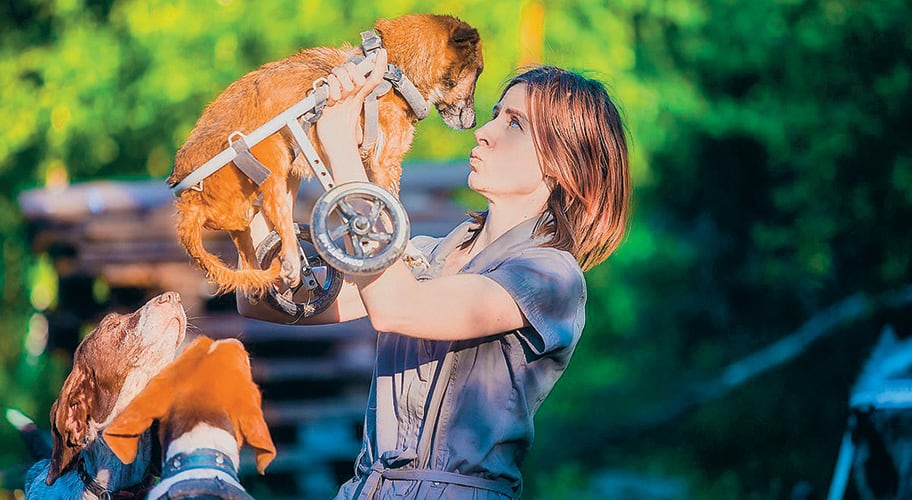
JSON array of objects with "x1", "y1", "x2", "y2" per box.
[
  {"x1": 382, "y1": 63, "x2": 430, "y2": 120},
  {"x1": 228, "y1": 134, "x2": 271, "y2": 186},
  {"x1": 77, "y1": 456, "x2": 155, "y2": 499}
]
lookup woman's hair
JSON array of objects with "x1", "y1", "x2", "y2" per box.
[{"x1": 465, "y1": 65, "x2": 631, "y2": 271}]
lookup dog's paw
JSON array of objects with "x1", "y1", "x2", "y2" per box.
[
  {"x1": 402, "y1": 243, "x2": 430, "y2": 271},
  {"x1": 280, "y1": 255, "x2": 302, "y2": 289}
]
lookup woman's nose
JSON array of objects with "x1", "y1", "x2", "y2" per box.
[{"x1": 474, "y1": 121, "x2": 492, "y2": 147}]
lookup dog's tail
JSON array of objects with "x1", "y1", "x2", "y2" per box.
[
  {"x1": 6, "y1": 408, "x2": 52, "y2": 461},
  {"x1": 174, "y1": 199, "x2": 282, "y2": 297}
]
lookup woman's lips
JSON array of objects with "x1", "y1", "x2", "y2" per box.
[{"x1": 469, "y1": 150, "x2": 482, "y2": 169}]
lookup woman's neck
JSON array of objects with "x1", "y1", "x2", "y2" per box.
[{"x1": 472, "y1": 199, "x2": 545, "y2": 252}]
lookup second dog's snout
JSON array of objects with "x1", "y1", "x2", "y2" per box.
[{"x1": 158, "y1": 291, "x2": 181, "y2": 304}]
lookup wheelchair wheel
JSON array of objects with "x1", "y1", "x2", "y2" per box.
[
  {"x1": 310, "y1": 181, "x2": 409, "y2": 275},
  {"x1": 255, "y1": 223, "x2": 343, "y2": 320}
]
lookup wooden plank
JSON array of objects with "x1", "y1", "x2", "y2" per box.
[
  {"x1": 262, "y1": 398, "x2": 367, "y2": 426},
  {"x1": 252, "y1": 358, "x2": 373, "y2": 382}
]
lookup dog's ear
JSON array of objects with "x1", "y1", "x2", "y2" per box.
[
  {"x1": 237, "y1": 386, "x2": 276, "y2": 475},
  {"x1": 103, "y1": 336, "x2": 212, "y2": 463},
  {"x1": 103, "y1": 375, "x2": 171, "y2": 464},
  {"x1": 451, "y1": 26, "x2": 480, "y2": 47},
  {"x1": 47, "y1": 364, "x2": 94, "y2": 485},
  {"x1": 218, "y1": 339, "x2": 276, "y2": 474}
]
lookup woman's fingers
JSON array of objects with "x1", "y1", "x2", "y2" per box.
[
  {"x1": 326, "y1": 74, "x2": 342, "y2": 105},
  {"x1": 322, "y1": 49, "x2": 388, "y2": 105},
  {"x1": 332, "y1": 63, "x2": 356, "y2": 94},
  {"x1": 357, "y1": 49, "x2": 388, "y2": 100}
]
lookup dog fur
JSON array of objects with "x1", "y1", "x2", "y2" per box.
[
  {"x1": 103, "y1": 336, "x2": 276, "y2": 498},
  {"x1": 168, "y1": 14, "x2": 483, "y2": 297},
  {"x1": 24, "y1": 291, "x2": 187, "y2": 499}
]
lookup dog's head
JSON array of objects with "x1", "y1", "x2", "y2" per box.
[
  {"x1": 376, "y1": 14, "x2": 483, "y2": 130},
  {"x1": 47, "y1": 291, "x2": 186, "y2": 485},
  {"x1": 104, "y1": 336, "x2": 277, "y2": 475}
]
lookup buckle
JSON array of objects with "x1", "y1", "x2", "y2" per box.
[
  {"x1": 360, "y1": 30, "x2": 382, "y2": 55},
  {"x1": 384, "y1": 64, "x2": 403, "y2": 84}
]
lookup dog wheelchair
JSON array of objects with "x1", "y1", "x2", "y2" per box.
[{"x1": 171, "y1": 31, "x2": 423, "y2": 320}]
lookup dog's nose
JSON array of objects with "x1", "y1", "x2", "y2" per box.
[
  {"x1": 157, "y1": 291, "x2": 181, "y2": 304},
  {"x1": 461, "y1": 107, "x2": 476, "y2": 129}
]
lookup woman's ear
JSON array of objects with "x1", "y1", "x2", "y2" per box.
[{"x1": 47, "y1": 365, "x2": 95, "y2": 485}]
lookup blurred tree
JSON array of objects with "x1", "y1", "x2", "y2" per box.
[{"x1": 528, "y1": 0, "x2": 912, "y2": 498}]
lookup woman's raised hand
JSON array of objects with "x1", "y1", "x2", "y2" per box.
[{"x1": 316, "y1": 49, "x2": 388, "y2": 168}]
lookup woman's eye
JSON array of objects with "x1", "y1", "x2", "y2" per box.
[{"x1": 509, "y1": 117, "x2": 523, "y2": 130}]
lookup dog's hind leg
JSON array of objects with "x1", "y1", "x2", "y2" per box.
[
  {"x1": 230, "y1": 228, "x2": 259, "y2": 271},
  {"x1": 253, "y1": 135, "x2": 301, "y2": 289}
]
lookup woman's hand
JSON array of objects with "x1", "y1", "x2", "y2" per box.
[{"x1": 316, "y1": 48, "x2": 388, "y2": 184}]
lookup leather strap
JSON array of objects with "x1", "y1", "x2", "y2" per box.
[
  {"x1": 77, "y1": 456, "x2": 155, "y2": 499},
  {"x1": 228, "y1": 134, "x2": 271, "y2": 186}
]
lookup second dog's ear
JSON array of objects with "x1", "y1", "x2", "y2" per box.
[
  {"x1": 103, "y1": 377, "x2": 171, "y2": 464},
  {"x1": 238, "y1": 386, "x2": 277, "y2": 475},
  {"x1": 451, "y1": 27, "x2": 480, "y2": 47},
  {"x1": 47, "y1": 364, "x2": 95, "y2": 485},
  {"x1": 220, "y1": 340, "x2": 276, "y2": 474}
]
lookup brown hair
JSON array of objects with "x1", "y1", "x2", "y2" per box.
[{"x1": 464, "y1": 66, "x2": 631, "y2": 271}]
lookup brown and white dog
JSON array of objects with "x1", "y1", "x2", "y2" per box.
[
  {"x1": 104, "y1": 336, "x2": 276, "y2": 500},
  {"x1": 167, "y1": 14, "x2": 483, "y2": 297},
  {"x1": 24, "y1": 291, "x2": 187, "y2": 499}
]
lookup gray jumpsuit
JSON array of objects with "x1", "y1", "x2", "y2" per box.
[{"x1": 335, "y1": 217, "x2": 587, "y2": 499}]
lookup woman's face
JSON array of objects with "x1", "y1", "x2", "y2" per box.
[{"x1": 468, "y1": 84, "x2": 548, "y2": 203}]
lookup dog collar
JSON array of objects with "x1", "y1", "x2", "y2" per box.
[
  {"x1": 161, "y1": 448, "x2": 239, "y2": 481},
  {"x1": 149, "y1": 477, "x2": 255, "y2": 500}
]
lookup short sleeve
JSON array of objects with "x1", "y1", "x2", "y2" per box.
[
  {"x1": 482, "y1": 248, "x2": 587, "y2": 355},
  {"x1": 409, "y1": 235, "x2": 441, "y2": 257}
]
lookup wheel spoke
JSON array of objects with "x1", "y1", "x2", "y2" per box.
[
  {"x1": 329, "y1": 223, "x2": 350, "y2": 241},
  {"x1": 367, "y1": 231, "x2": 392, "y2": 243},
  {"x1": 368, "y1": 199, "x2": 383, "y2": 224},
  {"x1": 336, "y1": 200, "x2": 357, "y2": 219},
  {"x1": 351, "y1": 237, "x2": 365, "y2": 257}
]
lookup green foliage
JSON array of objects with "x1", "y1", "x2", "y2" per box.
[{"x1": 1, "y1": 0, "x2": 910, "y2": 498}]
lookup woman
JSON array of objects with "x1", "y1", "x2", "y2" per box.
[{"x1": 239, "y1": 49, "x2": 630, "y2": 499}]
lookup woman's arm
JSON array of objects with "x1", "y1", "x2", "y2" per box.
[{"x1": 352, "y1": 262, "x2": 530, "y2": 340}]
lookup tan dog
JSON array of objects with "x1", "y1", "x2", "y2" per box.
[
  {"x1": 168, "y1": 14, "x2": 483, "y2": 296},
  {"x1": 24, "y1": 292, "x2": 187, "y2": 498},
  {"x1": 104, "y1": 336, "x2": 275, "y2": 499}
]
